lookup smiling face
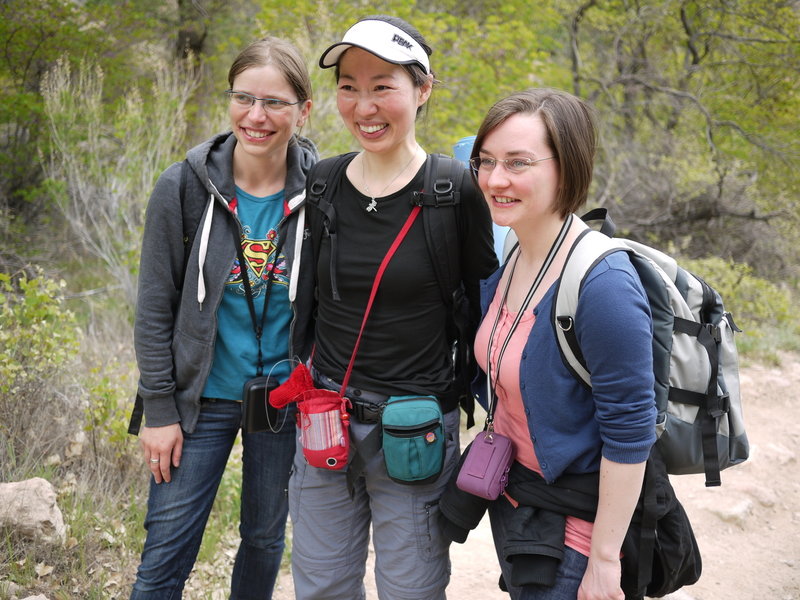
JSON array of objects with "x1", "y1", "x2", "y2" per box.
[
  {"x1": 229, "y1": 63, "x2": 311, "y2": 163},
  {"x1": 335, "y1": 47, "x2": 431, "y2": 156},
  {"x1": 477, "y1": 112, "x2": 560, "y2": 230}
]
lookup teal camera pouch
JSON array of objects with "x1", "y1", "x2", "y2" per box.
[{"x1": 381, "y1": 395, "x2": 445, "y2": 485}]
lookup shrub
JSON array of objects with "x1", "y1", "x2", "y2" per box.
[
  {"x1": 0, "y1": 267, "x2": 80, "y2": 480},
  {"x1": 40, "y1": 55, "x2": 199, "y2": 308},
  {"x1": 0, "y1": 268, "x2": 80, "y2": 397},
  {"x1": 682, "y1": 256, "x2": 798, "y2": 364},
  {"x1": 682, "y1": 256, "x2": 794, "y2": 333}
]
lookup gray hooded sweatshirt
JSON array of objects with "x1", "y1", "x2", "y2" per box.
[{"x1": 132, "y1": 131, "x2": 318, "y2": 433}]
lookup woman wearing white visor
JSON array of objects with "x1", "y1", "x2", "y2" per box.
[{"x1": 287, "y1": 14, "x2": 497, "y2": 600}]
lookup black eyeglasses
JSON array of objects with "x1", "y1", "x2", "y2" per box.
[
  {"x1": 226, "y1": 90, "x2": 303, "y2": 113},
  {"x1": 469, "y1": 156, "x2": 554, "y2": 175}
]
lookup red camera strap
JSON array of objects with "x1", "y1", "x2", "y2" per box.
[{"x1": 339, "y1": 205, "x2": 422, "y2": 394}]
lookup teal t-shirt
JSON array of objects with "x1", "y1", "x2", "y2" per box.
[{"x1": 202, "y1": 187, "x2": 292, "y2": 400}]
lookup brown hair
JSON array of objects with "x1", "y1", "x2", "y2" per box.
[
  {"x1": 471, "y1": 88, "x2": 597, "y2": 218},
  {"x1": 228, "y1": 36, "x2": 312, "y2": 103}
]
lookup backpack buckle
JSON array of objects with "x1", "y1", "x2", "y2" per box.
[
  {"x1": 411, "y1": 190, "x2": 457, "y2": 207},
  {"x1": 432, "y1": 179, "x2": 456, "y2": 206},
  {"x1": 412, "y1": 183, "x2": 459, "y2": 207},
  {"x1": 556, "y1": 316, "x2": 574, "y2": 331},
  {"x1": 707, "y1": 393, "x2": 730, "y2": 418},
  {"x1": 705, "y1": 323, "x2": 721, "y2": 343},
  {"x1": 309, "y1": 181, "x2": 327, "y2": 199}
]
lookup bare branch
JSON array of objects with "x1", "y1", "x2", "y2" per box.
[
  {"x1": 628, "y1": 207, "x2": 785, "y2": 229},
  {"x1": 703, "y1": 31, "x2": 800, "y2": 45},
  {"x1": 612, "y1": 74, "x2": 719, "y2": 156},
  {"x1": 569, "y1": 0, "x2": 598, "y2": 97},
  {"x1": 680, "y1": 3, "x2": 703, "y2": 66}
]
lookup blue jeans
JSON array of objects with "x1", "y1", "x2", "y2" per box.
[
  {"x1": 489, "y1": 496, "x2": 589, "y2": 600},
  {"x1": 130, "y1": 399, "x2": 296, "y2": 600}
]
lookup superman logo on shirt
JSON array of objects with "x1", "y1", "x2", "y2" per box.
[{"x1": 227, "y1": 229, "x2": 288, "y2": 296}]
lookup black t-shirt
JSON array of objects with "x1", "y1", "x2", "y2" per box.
[{"x1": 313, "y1": 163, "x2": 453, "y2": 397}]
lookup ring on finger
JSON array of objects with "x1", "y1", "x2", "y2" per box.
[{"x1": 149, "y1": 458, "x2": 160, "y2": 463}]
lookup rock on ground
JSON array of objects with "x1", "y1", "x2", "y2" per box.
[{"x1": 0, "y1": 477, "x2": 66, "y2": 545}]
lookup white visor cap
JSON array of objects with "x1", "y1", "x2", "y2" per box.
[{"x1": 319, "y1": 19, "x2": 430, "y2": 74}]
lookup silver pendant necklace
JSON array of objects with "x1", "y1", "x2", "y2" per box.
[{"x1": 361, "y1": 148, "x2": 420, "y2": 213}]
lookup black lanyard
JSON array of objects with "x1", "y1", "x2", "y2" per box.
[
  {"x1": 484, "y1": 215, "x2": 573, "y2": 429},
  {"x1": 233, "y1": 223, "x2": 285, "y2": 377}
]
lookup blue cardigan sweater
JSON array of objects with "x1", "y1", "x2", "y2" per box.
[{"x1": 474, "y1": 250, "x2": 657, "y2": 483}]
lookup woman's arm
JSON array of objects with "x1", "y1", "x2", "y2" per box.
[
  {"x1": 579, "y1": 457, "x2": 646, "y2": 600},
  {"x1": 576, "y1": 254, "x2": 655, "y2": 598},
  {"x1": 132, "y1": 162, "x2": 191, "y2": 481},
  {"x1": 134, "y1": 163, "x2": 187, "y2": 425}
]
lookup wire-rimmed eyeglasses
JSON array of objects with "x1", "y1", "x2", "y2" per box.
[
  {"x1": 469, "y1": 155, "x2": 555, "y2": 175},
  {"x1": 226, "y1": 90, "x2": 303, "y2": 113}
]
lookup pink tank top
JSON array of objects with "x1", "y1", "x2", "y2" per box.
[{"x1": 474, "y1": 282, "x2": 594, "y2": 557}]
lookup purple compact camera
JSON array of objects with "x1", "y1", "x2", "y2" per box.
[{"x1": 456, "y1": 430, "x2": 515, "y2": 500}]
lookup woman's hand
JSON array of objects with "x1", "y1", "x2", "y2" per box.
[
  {"x1": 139, "y1": 423, "x2": 183, "y2": 484},
  {"x1": 578, "y1": 554, "x2": 624, "y2": 600}
]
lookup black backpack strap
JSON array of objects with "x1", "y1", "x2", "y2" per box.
[
  {"x1": 580, "y1": 207, "x2": 617, "y2": 237},
  {"x1": 306, "y1": 153, "x2": 357, "y2": 301},
  {"x1": 413, "y1": 153, "x2": 462, "y2": 208},
  {"x1": 670, "y1": 281, "x2": 726, "y2": 487},
  {"x1": 178, "y1": 159, "x2": 208, "y2": 290},
  {"x1": 637, "y1": 456, "x2": 660, "y2": 598},
  {"x1": 307, "y1": 154, "x2": 356, "y2": 226},
  {"x1": 413, "y1": 154, "x2": 463, "y2": 306},
  {"x1": 127, "y1": 393, "x2": 144, "y2": 435},
  {"x1": 414, "y1": 154, "x2": 476, "y2": 423}
]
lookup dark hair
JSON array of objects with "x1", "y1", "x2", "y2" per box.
[
  {"x1": 471, "y1": 88, "x2": 597, "y2": 218},
  {"x1": 228, "y1": 36, "x2": 312, "y2": 103},
  {"x1": 333, "y1": 14, "x2": 436, "y2": 115},
  {"x1": 363, "y1": 14, "x2": 433, "y2": 86}
]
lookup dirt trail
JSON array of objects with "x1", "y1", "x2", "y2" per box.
[{"x1": 272, "y1": 352, "x2": 800, "y2": 599}]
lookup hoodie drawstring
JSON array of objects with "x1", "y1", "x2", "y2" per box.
[
  {"x1": 196, "y1": 192, "x2": 215, "y2": 310},
  {"x1": 287, "y1": 191, "x2": 306, "y2": 303}
]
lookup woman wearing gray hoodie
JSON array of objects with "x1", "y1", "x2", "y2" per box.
[{"x1": 129, "y1": 37, "x2": 317, "y2": 599}]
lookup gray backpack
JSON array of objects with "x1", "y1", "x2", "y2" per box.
[{"x1": 553, "y1": 209, "x2": 748, "y2": 486}]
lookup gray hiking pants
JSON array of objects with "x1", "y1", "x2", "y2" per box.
[{"x1": 288, "y1": 408, "x2": 461, "y2": 599}]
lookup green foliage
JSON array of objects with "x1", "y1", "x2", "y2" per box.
[
  {"x1": 0, "y1": 0, "x2": 175, "y2": 214},
  {"x1": 252, "y1": 0, "x2": 567, "y2": 155},
  {"x1": 736, "y1": 323, "x2": 800, "y2": 367},
  {"x1": 682, "y1": 256, "x2": 794, "y2": 334},
  {"x1": 40, "y1": 55, "x2": 199, "y2": 307},
  {"x1": 0, "y1": 269, "x2": 80, "y2": 396},
  {"x1": 568, "y1": 0, "x2": 800, "y2": 281},
  {"x1": 84, "y1": 366, "x2": 136, "y2": 461}
]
